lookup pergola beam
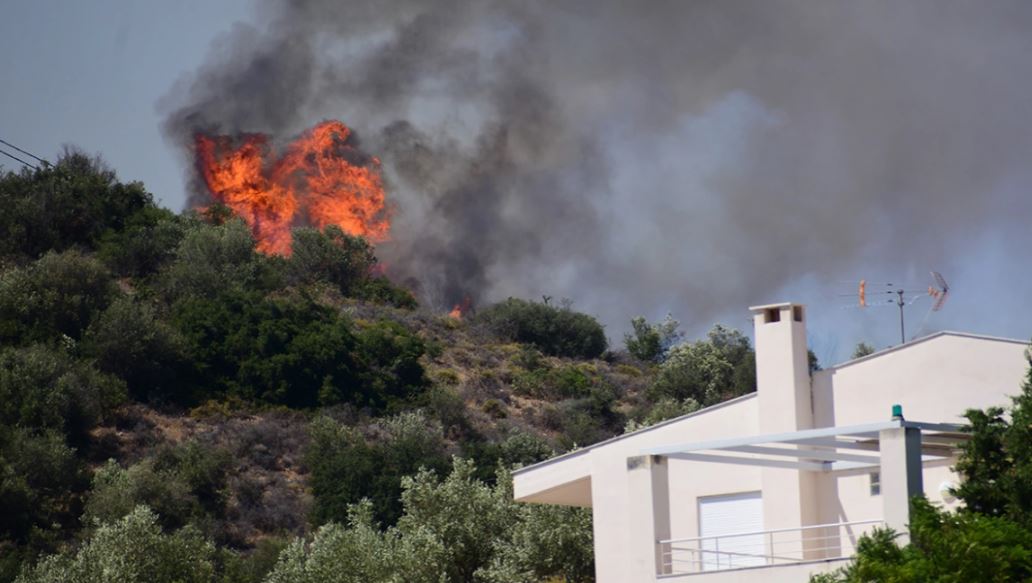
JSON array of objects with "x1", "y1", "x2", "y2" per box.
[
  {"x1": 724, "y1": 445, "x2": 882, "y2": 464},
  {"x1": 665, "y1": 452, "x2": 828, "y2": 472}
]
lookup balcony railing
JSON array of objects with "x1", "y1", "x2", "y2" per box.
[{"x1": 658, "y1": 519, "x2": 884, "y2": 575}]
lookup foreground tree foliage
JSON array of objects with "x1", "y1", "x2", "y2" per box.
[
  {"x1": 813, "y1": 360, "x2": 1032, "y2": 582},
  {"x1": 15, "y1": 506, "x2": 216, "y2": 583},
  {"x1": 269, "y1": 459, "x2": 593, "y2": 583}
]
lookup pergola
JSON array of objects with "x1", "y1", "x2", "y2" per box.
[
  {"x1": 641, "y1": 418, "x2": 967, "y2": 474},
  {"x1": 636, "y1": 415, "x2": 969, "y2": 548}
]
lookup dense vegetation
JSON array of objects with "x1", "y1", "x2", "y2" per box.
[{"x1": 0, "y1": 152, "x2": 768, "y2": 582}]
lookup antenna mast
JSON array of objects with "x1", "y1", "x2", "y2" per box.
[{"x1": 843, "y1": 271, "x2": 949, "y2": 345}]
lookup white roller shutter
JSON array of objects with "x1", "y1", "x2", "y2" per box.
[{"x1": 698, "y1": 491, "x2": 765, "y2": 571}]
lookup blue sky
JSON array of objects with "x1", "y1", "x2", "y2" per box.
[{"x1": 0, "y1": 1, "x2": 252, "y2": 208}]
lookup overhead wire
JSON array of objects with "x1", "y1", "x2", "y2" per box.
[
  {"x1": 0, "y1": 147, "x2": 38, "y2": 170},
  {"x1": 0, "y1": 137, "x2": 49, "y2": 166}
]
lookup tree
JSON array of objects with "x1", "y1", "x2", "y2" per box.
[
  {"x1": 288, "y1": 226, "x2": 375, "y2": 294},
  {"x1": 649, "y1": 324, "x2": 756, "y2": 405},
  {"x1": 851, "y1": 342, "x2": 875, "y2": 359},
  {"x1": 0, "y1": 150, "x2": 154, "y2": 261},
  {"x1": 0, "y1": 428, "x2": 84, "y2": 545},
  {"x1": 160, "y1": 219, "x2": 279, "y2": 301},
  {"x1": 0, "y1": 345, "x2": 126, "y2": 444},
  {"x1": 15, "y1": 506, "x2": 216, "y2": 583},
  {"x1": 624, "y1": 315, "x2": 682, "y2": 363},
  {"x1": 0, "y1": 251, "x2": 116, "y2": 345},
  {"x1": 307, "y1": 413, "x2": 449, "y2": 527},
  {"x1": 81, "y1": 297, "x2": 188, "y2": 403}
]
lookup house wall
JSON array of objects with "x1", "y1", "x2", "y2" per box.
[
  {"x1": 812, "y1": 333, "x2": 1028, "y2": 526},
  {"x1": 514, "y1": 313, "x2": 1031, "y2": 583},
  {"x1": 588, "y1": 396, "x2": 761, "y2": 583}
]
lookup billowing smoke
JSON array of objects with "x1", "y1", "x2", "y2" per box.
[{"x1": 162, "y1": 0, "x2": 1032, "y2": 336}]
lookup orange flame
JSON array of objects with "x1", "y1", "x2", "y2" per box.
[
  {"x1": 195, "y1": 120, "x2": 390, "y2": 255},
  {"x1": 448, "y1": 296, "x2": 473, "y2": 320}
]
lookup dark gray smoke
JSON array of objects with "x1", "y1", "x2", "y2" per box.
[{"x1": 162, "y1": 0, "x2": 1032, "y2": 335}]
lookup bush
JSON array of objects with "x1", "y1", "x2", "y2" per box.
[
  {"x1": 0, "y1": 345, "x2": 126, "y2": 443},
  {"x1": 288, "y1": 226, "x2": 374, "y2": 293},
  {"x1": 0, "y1": 251, "x2": 116, "y2": 345},
  {"x1": 0, "y1": 428, "x2": 84, "y2": 545},
  {"x1": 81, "y1": 297, "x2": 189, "y2": 403},
  {"x1": 84, "y1": 440, "x2": 231, "y2": 536},
  {"x1": 160, "y1": 219, "x2": 280, "y2": 301},
  {"x1": 306, "y1": 412, "x2": 449, "y2": 527},
  {"x1": 814, "y1": 498, "x2": 1032, "y2": 582},
  {"x1": 476, "y1": 298, "x2": 607, "y2": 359},
  {"x1": 16, "y1": 506, "x2": 216, "y2": 583},
  {"x1": 0, "y1": 151, "x2": 154, "y2": 260},
  {"x1": 97, "y1": 207, "x2": 186, "y2": 278}
]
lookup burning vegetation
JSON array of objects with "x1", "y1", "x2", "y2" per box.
[{"x1": 194, "y1": 120, "x2": 391, "y2": 256}]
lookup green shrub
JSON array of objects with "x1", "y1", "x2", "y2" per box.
[
  {"x1": 0, "y1": 428, "x2": 84, "y2": 544},
  {"x1": 0, "y1": 151, "x2": 154, "y2": 260},
  {"x1": 160, "y1": 220, "x2": 280, "y2": 301},
  {"x1": 476, "y1": 298, "x2": 607, "y2": 359},
  {"x1": 0, "y1": 251, "x2": 116, "y2": 345},
  {"x1": 815, "y1": 498, "x2": 1032, "y2": 582},
  {"x1": 83, "y1": 441, "x2": 231, "y2": 537},
  {"x1": 481, "y1": 399, "x2": 507, "y2": 419},
  {"x1": 0, "y1": 345, "x2": 126, "y2": 443},
  {"x1": 649, "y1": 324, "x2": 755, "y2": 405},
  {"x1": 173, "y1": 290, "x2": 425, "y2": 409},
  {"x1": 97, "y1": 207, "x2": 186, "y2": 278},
  {"x1": 512, "y1": 363, "x2": 600, "y2": 401},
  {"x1": 625, "y1": 397, "x2": 701, "y2": 432},
  {"x1": 288, "y1": 227, "x2": 375, "y2": 293},
  {"x1": 306, "y1": 412, "x2": 449, "y2": 528},
  {"x1": 16, "y1": 506, "x2": 216, "y2": 583},
  {"x1": 81, "y1": 297, "x2": 189, "y2": 403}
]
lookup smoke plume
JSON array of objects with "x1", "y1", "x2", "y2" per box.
[{"x1": 162, "y1": 0, "x2": 1032, "y2": 336}]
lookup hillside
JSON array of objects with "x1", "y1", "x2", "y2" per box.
[{"x1": 0, "y1": 153, "x2": 760, "y2": 583}]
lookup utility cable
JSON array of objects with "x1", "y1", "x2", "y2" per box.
[
  {"x1": 0, "y1": 146, "x2": 38, "y2": 170},
  {"x1": 0, "y1": 137, "x2": 49, "y2": 166}
]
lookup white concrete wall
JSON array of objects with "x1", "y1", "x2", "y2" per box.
[
  {"x1": 588, "y1": 396, "x2": 761, "y2": 583},
  {"x1": 813, "y1": 333, "x2": 1028, "y2": 526}
]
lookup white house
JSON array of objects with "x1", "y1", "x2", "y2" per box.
[{"x1": 513, "y1": 302, "x2": 1029, "y2": 582}]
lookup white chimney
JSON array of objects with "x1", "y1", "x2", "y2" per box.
[
  {"x1": 748, "y1": 302, "x2": 818, "y2": 534},
  {"x1": 749, "y1": 302, "x2": 813, "y2": 434}
]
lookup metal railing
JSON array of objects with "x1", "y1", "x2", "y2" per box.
[{"x1": 658, "y1": 519, "x2": 884, "y2": 575}]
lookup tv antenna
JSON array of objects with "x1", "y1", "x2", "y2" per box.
[{"x1": 843, "y1": 271, "x2": 949, "y2": 344}]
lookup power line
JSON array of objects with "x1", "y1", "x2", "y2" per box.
[
  {"x1": 0, "y1": 137, "x2": 49, "y2": 166},
  {"x1": 0, "y1": 147, "x2": 38, "y2": 170}
]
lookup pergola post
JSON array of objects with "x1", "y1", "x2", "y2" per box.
[
  {"x1": 627, "y1": 454, "x2": 671, "y2": 576},
  {"x1": 878, "y1": 426, "x2": 923, "y2": 543}
]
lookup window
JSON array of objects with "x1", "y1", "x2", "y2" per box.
[
  {"x1": 870, "y1": 472, "x2": 881, "y2": 496},
  {"x1": 764, "y1": 308, "x2": 781, "y2": 324},
  {"x1": 793, "y1": 305, "x2": 804, "y2": 322}
]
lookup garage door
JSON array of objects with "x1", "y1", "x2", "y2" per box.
[{"x1": 698, "y1": 491, "x2": 765, "y2": 570}]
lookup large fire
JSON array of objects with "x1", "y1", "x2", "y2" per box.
[{"x1": 194, "y1": 120, "x2": 390, "y2": 255}]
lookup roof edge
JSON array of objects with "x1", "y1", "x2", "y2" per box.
[
  {"x1": 512, "y1": 391, "x2": 758, "y2": 476},
  {"x1": 827, "y1": 331, "x2": 1029, "y2": 371}
]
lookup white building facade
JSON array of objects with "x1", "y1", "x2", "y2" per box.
[{"x1": 513, "y1": 302, "x2": 1029, "y2": 582}]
